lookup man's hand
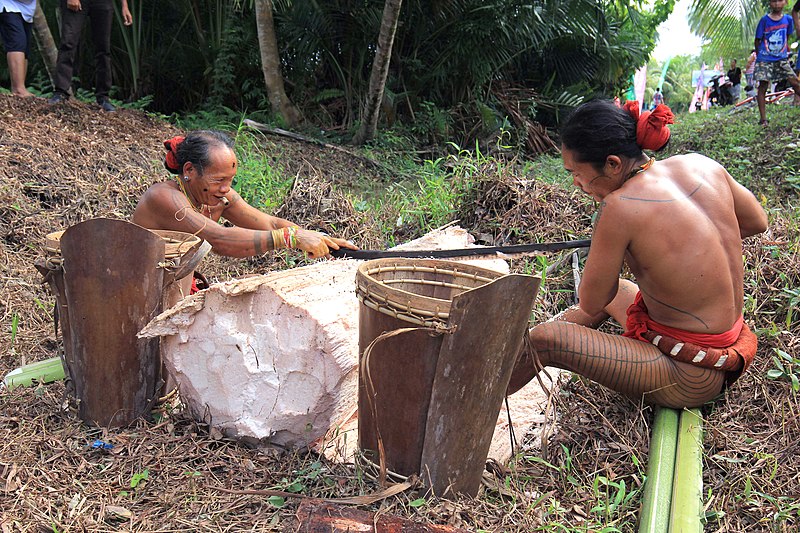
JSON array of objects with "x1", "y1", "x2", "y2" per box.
[
  {"x1": 294, "y1": 229, "x2": 358, "y2": 259},
  {"x1": 121, "y1": 0, "x2": 133, "y2": 25},
  {"x1": 67, "y1": 0, "x2": 81, "y2": 11}
]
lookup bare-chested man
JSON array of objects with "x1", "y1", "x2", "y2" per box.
[
  {"x1": 132, "y1": 130, "x2": 357, "y2": 261},
  {"x1": 508, "y1": 100, "x2": 768, "y2": 408}
]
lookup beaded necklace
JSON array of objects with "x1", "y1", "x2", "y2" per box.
[
  {"x1": 176, "y1": 177, "x2": 209, "y2": 217},
  {"x1": 627, "y1": 157, "x2": 656, "y2": 181}
]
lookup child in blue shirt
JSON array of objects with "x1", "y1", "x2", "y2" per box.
[{"x1": 754, "y1": 0, "x2": 800, "y2": 125}]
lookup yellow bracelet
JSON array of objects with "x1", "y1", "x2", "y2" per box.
[
  {"x1": 270, "y1": 226, "x2": 299, "y2": 250},
  {"x1": 271, "y1": 229, "x2": 287, "y2": 250}
]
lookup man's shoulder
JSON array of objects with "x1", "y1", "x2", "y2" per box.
[
  {"x1": 664, "y1": 153, "x2": 728, "y2": 178},
  {"x1": 147, "y1": 180, "x2": 177, "y2": 192},
  {"x1": 661, "y1": 152, "x2": 710, "y2": 166},
  {"x1": 142, "y1": 180, "x2": 181, "y2": 203}
]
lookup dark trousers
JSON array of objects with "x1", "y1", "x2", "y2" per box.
[{"x1": 53, "y1": 0, "x2": 114, "y2": 99}]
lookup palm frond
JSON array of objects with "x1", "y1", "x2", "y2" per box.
[{"x1": 688, "y1": 0, "x2": 766, "y2": 57}]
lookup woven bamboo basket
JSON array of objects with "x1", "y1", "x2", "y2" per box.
[{"x1": 355, "y1": 259, "x2": 501, "y2": 327}]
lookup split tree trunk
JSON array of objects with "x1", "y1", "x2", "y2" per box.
[{"x1": 140, "y1": 227, "x2": 558, "y2": 465}]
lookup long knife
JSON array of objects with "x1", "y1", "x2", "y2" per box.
[{"x1": 330, "y1": 239, "x2": 591, "y2": 260}]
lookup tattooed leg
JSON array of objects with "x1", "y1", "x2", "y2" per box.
[
  {"x1": 528, "y1": 321, "x2": 726, "y2": 408},
  {"x1": 507, "y1": 278, "x2": 639, "y2": 394}
]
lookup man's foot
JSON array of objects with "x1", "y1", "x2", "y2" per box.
[
  {"x1": 759, "y1": 119, "x2": 769, "y2": 127},
  {"x1": 97, "y1": 97, "x2": 116, "y2": 112},
  {"x1": 48, "y1": 92, "x2": 69, "y2": 104}
]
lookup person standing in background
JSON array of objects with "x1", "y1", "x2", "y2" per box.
[
  {"x1": 651, "y1": 87, "x2": 664, "y2": 109},
  {"x1": 48, "y1": 0, "x2": 132, "y2": 111},
  {"x1": 0, "y1": 0, "x2": 35, "y2": 96},
  {"x1": 727, "y1": 59, "x2": 742, "y2": 102},
  {"x1": 753, "y1": 0, "x2": 800, "y2": 126},
  {"x1": 745, "y1": 49, "x2": 757, "y2": 88}
]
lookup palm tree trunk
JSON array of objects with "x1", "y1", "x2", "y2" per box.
[
  {"x1": 254, "y1": 0, "x2": 300, "y2": 127},
  {"x1": 352, "y1": 0, "x2": 403, "y2": 145},
  {"x1": 32, "y1": 3, "x2": 58, "y2": 87}
]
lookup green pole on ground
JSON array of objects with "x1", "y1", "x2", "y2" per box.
[
  {"x1": 668, "y1": 408, "x2": 704, "y2": 533},
  {"x1": 639, "y1": 407, "x2": 679, "y2": 533},
  {"x1": 3, "y1": 356, "x2": 66, "y2": 390}
]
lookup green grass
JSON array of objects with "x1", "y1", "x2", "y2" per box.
[
  {"x1": 665, "y1": 104, "x2": 800, "y2": 199},
  {"x1": 231, "y1": 129, "x2": 294, "y2": 212},
  {"x1": 520, "y1": 153, "x2": 573, "y2": 187}
]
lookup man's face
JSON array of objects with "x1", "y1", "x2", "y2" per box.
[
  {"x1": 187, "y1": 146, "x2": 237, "y2": 207},
  {"x1": 730, "y1": 60, "x2": 737, "y2": 69},
  {"x1": 562, "y1": 147, "x2": 611, "y2": 202}
]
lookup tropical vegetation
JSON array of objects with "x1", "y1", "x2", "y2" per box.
[
  {"x1": 688, "y1": 0, "x2": 777, "y2": 60},
  {"x1": 4, "y1": 0, "x2": 676, "y2": 148}
]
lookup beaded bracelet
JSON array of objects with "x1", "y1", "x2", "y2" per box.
[
  {"x1": 283, "y1": 226, "x2": 298, "y2": 249},
  {"x1": 270, "y1": 228, "x2": 286, "y2": 250},
  {"x1": 270, "y1": 226, "x2": 299, "y2": 250}
]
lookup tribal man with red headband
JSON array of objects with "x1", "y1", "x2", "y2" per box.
[
  {"x1": 133, "y1": 130, "x2": 357, "y2": 277},
  {"x1": 507, "y1": 100, "x2": 767, "y2": 408}
]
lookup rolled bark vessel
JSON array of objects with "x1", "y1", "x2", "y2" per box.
[
  {"x1": 356, "y1": 258, "x2": 540, "y2": 496},
  {"x1": 38, "y1": 219, "x2": 202, "y2": 427}
]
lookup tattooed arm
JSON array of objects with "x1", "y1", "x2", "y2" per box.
[
  {"x1": 577, "y1": 196, "x2": 631, "y2": 316},
  {"x1": 132, "y1": 183, "x2": 356, "y2": 258},
  {"x1": 132, "y1": 183, "x2": 281, "y2": 257},
  {"x1": 219, "y1": 190, "x2": 293, "y2": 231},
  {"x1": 723, "y1": 168, "x2": 767, "y2": 238}
]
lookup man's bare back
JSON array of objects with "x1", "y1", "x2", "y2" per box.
[{"x1": 596, "y1": 153, "x2": 748, "y2": 334}]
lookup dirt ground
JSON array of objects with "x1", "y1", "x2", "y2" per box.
[{"x1": 1, "y1": 94, "x2": 798, "y2": 532}]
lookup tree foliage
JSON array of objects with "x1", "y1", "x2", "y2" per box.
[
  {"x1": 21, "y1": 0, "x2": 674, "y2": 144},
  {"x1": 688, "y1": 0, "x2": 767, "y2": 60}
]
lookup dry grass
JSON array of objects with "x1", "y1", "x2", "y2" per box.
[{"x1": 1, "y1": 94, "x2": 798, "y2": 531}]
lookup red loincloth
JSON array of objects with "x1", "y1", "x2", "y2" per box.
[{"x1": 623, "y1": 292, "x2": 757, "y2": 384}]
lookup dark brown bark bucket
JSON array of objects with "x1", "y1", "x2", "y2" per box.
[
  {"x1": 355, "y1": 258, "x2": 540, "y2": 496},
  {"x1": 37, "y1": 218, "x2": 204, "y2": 427}
]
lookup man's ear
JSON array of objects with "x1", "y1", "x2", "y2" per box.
[
  {"x1": 605, "y1": 155, "x2": 623, "y2": 173},
  {"x1": 183, "y1": 162, "x2": 198, "y2": 179}
]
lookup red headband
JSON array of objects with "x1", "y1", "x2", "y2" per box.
[
  {"x1": 163, "y1": 135, "x2": 185, "y2": 173},
  {"x1": 622, "y1": 101, "x2": 674, "y2": 151}
]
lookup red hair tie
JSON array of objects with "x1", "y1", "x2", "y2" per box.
[
  {"x1": 163, "y1": 135, "x2": 185, "y2": 173},
  {"x1": 623, "y1": 101, "x2": 674, "y2": 151}
]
